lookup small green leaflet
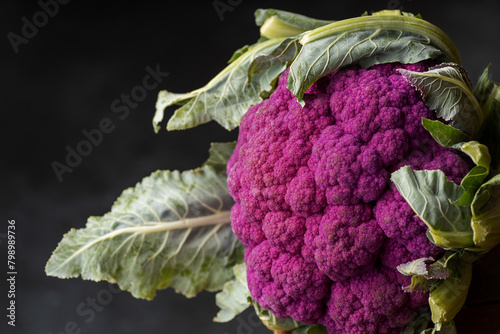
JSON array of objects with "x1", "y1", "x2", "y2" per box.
[
  {"x1": 286, "y1": 12, "x2": 460, "y2": 102},
  {"x1": 397, "y1": 257, "x2": 449, "y2": 279},
  {"x1": 421, "y1": 118, "x2": 470, "y2": 147},
  {"x1": 470, "y1": 173, "x2": 500, "y2": 252},
  {"x1": 153, "y1": 38, "x2": 288, "y2": 132},
  {"x1": 420, "y1": 119, "x2": 491, "y2": 206},
  {"x1": 46, "y1": 142, "x2": 244, "y2": 300},
  {"x1": 474, "y1": 64, "x2": 497, "y2": 109},
  {"x1": 213, "y1": 263, "x2": 250, "y2": 322},
  {"x1": 398, "y1": 63, "x2": 483, "y2": 137},
  {"x1": 251, "y1": 299, "x2": 327, "y2": 333},
  {"x1": 429, "y1": 259, "x2": 472, "y2": 327},
  {"x1": 452, "y1": 141, "x2": 491, "y2": 206},
  {"x1": 252, "y1": 300, "x2": 327, "y2": 334},
  {"x1": 391, "y1": 166, "x2": 473, "y2": 249},
  {"x1": 247, "y1": 37, "x2": 301, "y2": 85},
  {"x1": 204, "y1": 141, "x2": 237, "y2": 172},
  {"x1": 252, "y1": 299, "x2": 302, "y2": 331}
]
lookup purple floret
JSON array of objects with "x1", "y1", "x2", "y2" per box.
[{"x1": 227, "y1": 61, "x2": 471, "y2": 332}]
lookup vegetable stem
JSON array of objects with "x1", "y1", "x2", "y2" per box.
[{"x1": 260, "y1": 16, "x2": 308, "y2": 39}]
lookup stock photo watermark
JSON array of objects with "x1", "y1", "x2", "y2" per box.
[
  {"x1": 51, "y1": 64, "x2": 169, "y2": 183},
  {"x1": 7, "y1": 0, "x2": 71, "y2": 54},
  {"x1": 48, "y1": 283, "x2": 121, "y2": 334},
  {"x1": 6, "y1": 220, "x2": 16, "y2": 327},
  {"x1": 213, "y1": 0, "x2": 243, "y2": 21}
]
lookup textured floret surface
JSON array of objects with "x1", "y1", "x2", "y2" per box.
[{"x1": 227, "y1": 62, "x2": 471, "y2": 333}]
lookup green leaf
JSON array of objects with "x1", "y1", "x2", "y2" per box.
[
  {"x1": 397, "y1": 63, "x2": 483, "y2": 137},
  {"x1": 153, "y1": 38, "x2": 288, "y2": 132},
  {"x1": 421, "y1": 118, "x2": 470, "y2": 147},
  {"x1": 227, "y1": 45, "x2": 250, "y2": 64},
  {"x1": 474, "y1": 64, "x2": 496, "y2": 108},
  {"x1": 287, "y1": 11, "x2": 460, "y2": 101},
  {"x1": 252, "y1": 299, "x2": 302, "y2": 331},
  {"x1": 403, "y1": 275, "x2": 432, "y2": 293},
  {"x1": 46, "y1": 162, "x2": 244, "y2": 300},
  {"x1": 250, "y1": 299, "x2": 328, "y2": 333},
  {"x1": 474, "y1": 65, "x2": 500, "y2": 170},
  {"x1": 429, "y1": 259, "x2": 472, "y2": 326},
  {"x1": 421, "y1": 119, "x2": 491, "y2": 207},
  {"x1": 391, "y1": 166, "x2": 474, "y2": 249},
  {"x1": 470, "y1": 173, "x2": 500, "y2": 252},
  {"x1": 247, "y1": 37, "x2": 301, "y2": 85},
  {"x1": 203, "y1": 141, "x2": 236, "y2": 172},
  {"x1": 452, "y1": 141, "x2": 491, "y2": 206},
  {"x1": 255, "y1": 8, "x2": 334, "y2": 39},
  {"x1": 214, "y1": 263, "x2": 250, "y2": 322}
]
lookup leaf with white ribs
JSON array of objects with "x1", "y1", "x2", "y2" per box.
[
  {"x1": 153, "y1": 37, "x2": 288, "y2": 132},
  {"x1": 398, "y1": 63, "x2": 484, "y2": 137},
  {"x1": 285, "y1": 11, "x2": 460, "y2": 102},
  {"x1": 46, "y1": 142, "x2": 243, "y2": 300}
]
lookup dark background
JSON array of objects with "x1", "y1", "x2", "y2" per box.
[{"x1": 2, "y1": 1, "x2": 500, "y2": 333}]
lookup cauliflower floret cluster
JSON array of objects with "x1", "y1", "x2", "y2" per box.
[{"x1": 227, "y1": 61, "x2": 471, "y2": 333}]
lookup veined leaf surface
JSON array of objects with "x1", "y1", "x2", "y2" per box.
[
  {"x1": 153, "y1": 38, "x2": 287, "y2": 132},
  {"x1": 391, "y1": 166, "x2": 473, "y2": 249},
  {"x1": 421, "y1": 118, "x2": 470, "y2": 147},
  {"x1": 286, "y1": 12, "x2": 460, "y2": 101},
  {"x1": 46, "y1": 144, "x2": 243, "y2": 300},
  {"x1": 398, "y1": 63, "x2": 483, "y2": 137}
]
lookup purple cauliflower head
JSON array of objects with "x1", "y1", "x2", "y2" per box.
[{"x1": 227, "y1": 61, "x2": 471, "y2": 333}]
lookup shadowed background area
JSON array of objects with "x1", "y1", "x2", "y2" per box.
[{"x1": 2, "y1": 0, "x2": 500, "y2": 333}]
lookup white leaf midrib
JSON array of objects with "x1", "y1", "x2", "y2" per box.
[{"x1": 54, "y1": 211, "x2": 231, "y2": 272}]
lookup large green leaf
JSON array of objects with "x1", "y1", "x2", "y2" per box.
[
  {"x1": 46, "y1": 143, "x2": 243, "y2": 300},
  {"x1": 391, "y1": 166, "x2": 473, "y2": 249},
  {"x1": 286, "y1": 11, "x2": 459, "y2": 102},
  {"x1": 153, "y1": 38, "x2": 287, "y2": 132},
  {"x1": 398, "y1": 63, "x2": 483, "y2": 137}
]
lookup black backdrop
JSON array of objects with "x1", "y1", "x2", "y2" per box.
[{"x1": 2, "y1": 1, "x2": 500, "y2": 333}]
